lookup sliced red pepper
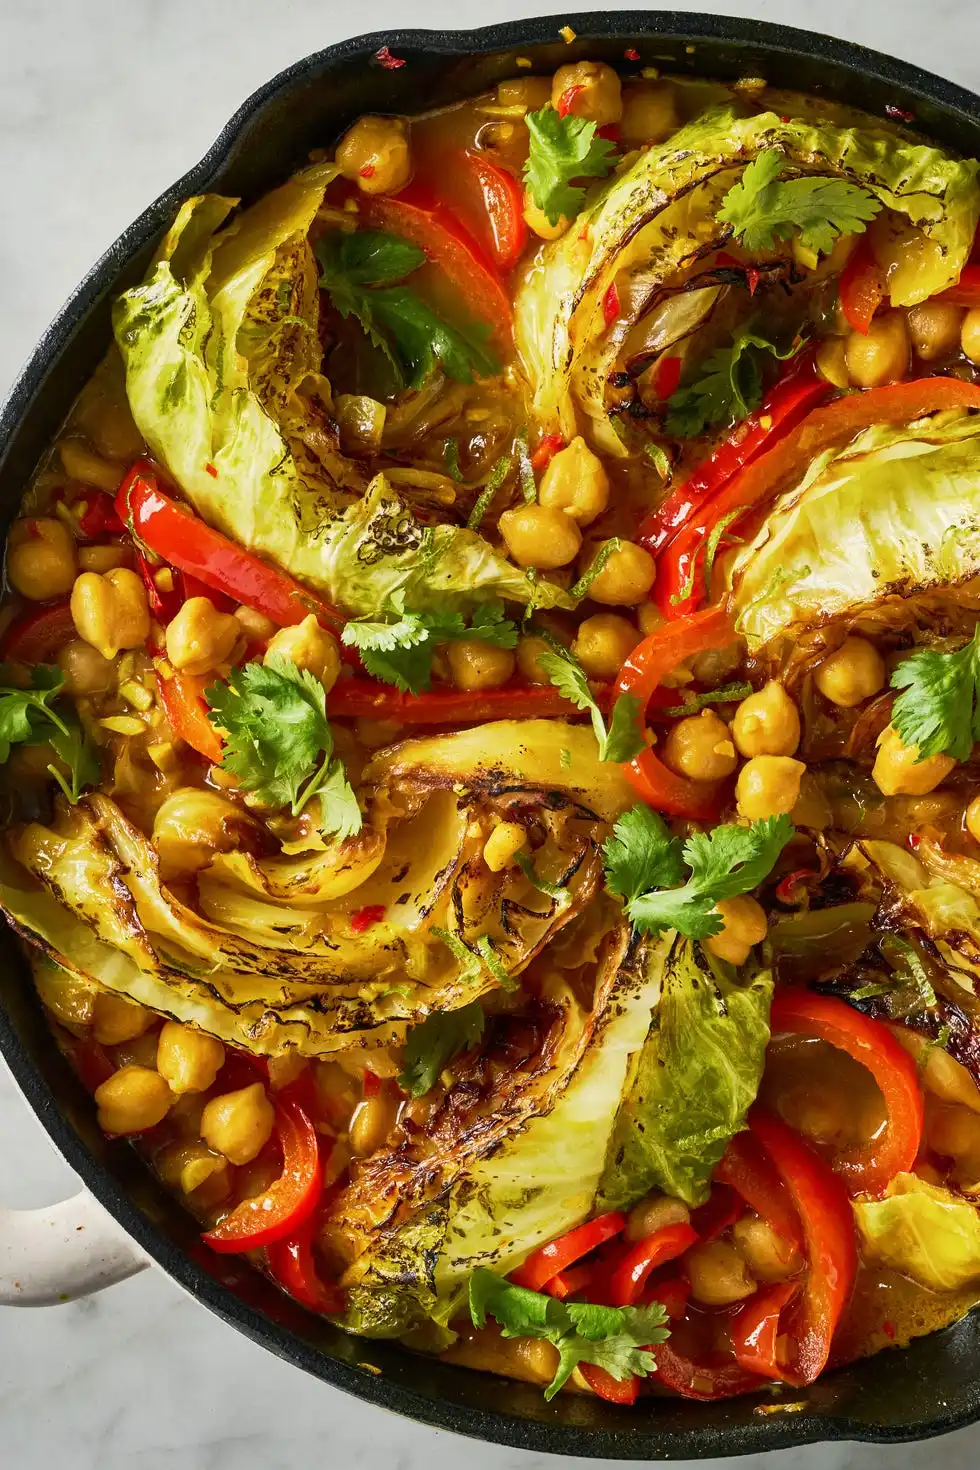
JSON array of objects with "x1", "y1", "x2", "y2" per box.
[
  {"x1": 580, "y1": 1364, "x2": 638, "y2": 1404},
  {"x1": 0, "y1": 600, "x2": 76, "y2": 664},
  {"x1": 938, "y1": 262, "x2": 980, "y2": 306},
  {"x1": 556, "y1": 83, "x2": 586, "y2": 117},
  {"x1": 327, "y1": 676, "x2": 611, "y2": 726},
  {"x1": 203, "y1": 1094, "x2": 322, "y2": 1253},
  {"x1": 655, "y1": 377, "x2": 980, "y2": 619},
  {"x1": 650, "y1": 354, "x2": 683, "y2": 401},
  {"x1": 530, "y1": 434, "x2": 565, "y2": 473},
  {"x1": 117, "y1": 462, "x2": 344, "y2": 634},
  {"x1": 156, "y1": 670, "x2": 224, "y2": 763},
  {"x1": 75, "y1": 490, "x2": 124, "y2": 539},
  {"x1": 545, "y1": 1262, "x2": 595, "y2": 1300},
  {"x1": 61, "y1": 1034, "x2": 115, "y2": 1093},
  {"x1": 602, "y1": 281, "x2": 620, "y2": 329},
  {"x1": 689, "y1": 1184, "x2": 744, "y2": 1243},
  {"x1": 768, "y1": 989, "x2": 924, "y2": 1196},
  {"x1": 266, "y1": 1222, "x2": 345, "y2": 1314},
  {"x1": 607, "y1": 1222, "x2": 699, "y2": 1307},
  {"x1": 839, "y1": 237, "x2": 884, "y2": 334},
  {"x1": 509, "y1": 1211, "x2": 626, "y2": 1293},
  {"x1": 749, "y1": 1106, "x2": 857, "y2": 1386},
  {"x1": 730, "y1": 1280, "x2": 800, "y2": 1380},
  {"x1": 459, "y1": 150, "x2": 528, "y2": 272},
  {"x1": 350, "y1": 904, "x2": 386, "y2": 933},
  {"x1": 653, "y1": 1340, "x2": 765, "y2": 1401},
  {"x1": 715, "y1": 1131, "x2": 804, "y2": 1250}
]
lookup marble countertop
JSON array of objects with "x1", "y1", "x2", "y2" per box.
[{"x1": 2, "y1": 1, "x2": 980, "y2": 1465}]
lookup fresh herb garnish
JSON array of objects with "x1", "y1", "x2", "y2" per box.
[
  {"x1": 890, "y1": 628, "x2": 980, "y2": 762},
  {"x1": 466, "y1": 454, "x2": 513, "y2": 530},
  {"x1": 539, "y1": 649, "x2": 644, "y2": 763},
  {"x1": 665, "y1": 325, "x2": 803, "y2": 438},
  {"x1": 569, "y1": 538, "x2": 622, "y2": 599},
  {"x1": 524, "y1": 106, "x2": 618, "y2": 225},
  {"x1": 476, "y1": 933, "x2": 518, "y2": 991},
  {"x1": 0, "y1": 665, "x2": 99, "y2": 803},
  {"x1": 342, "y1": 597, "x2": 518, "y2": 694},
  {"x1": 399, "y1": 1000, "x2": 485, "y2": 1097},
  {"x1": 515, "y1": 428, "x2": 536, "y2": 503},
  {"x1": 206, "y1": 657, "x2": 361, "y2": 838},
  {"x1": 468, "y1": 1267, "x2": 669, "y2": 1401},
  {"x1": 515, "y1": 850, "x2": 571, "y2": 908},
  {"x1": 644, "y1": 442, "x2": 673, "y2": 482},
  {"x1": 431, "y1": 926, "x2": 517, "y2": 992},
  {"x1": 702, "y1": 507, "x2": 744, "y2": 600},
  {"x1": 717, "y1": 148, "x2": 882, "y2": 255},
  {"x1": 443, "y1": 438, "x2": 464, "y2": 482},
  {"x1": 661, "y1": 681, "x2": 754, "y2": 718},
  {"x1": 604, "y1": 806, "x2": 794, "y2": 940},
  {"x1": 316, "y1": 229, "x2": 498, "y2": 388}
]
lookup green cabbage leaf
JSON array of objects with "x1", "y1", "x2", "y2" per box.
[{"x1": 854, "y1": 1173, "x2": 980, "y2": 1291}]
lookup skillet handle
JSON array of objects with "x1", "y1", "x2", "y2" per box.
[{"x1": 0, "y1": 1189, "x2": 147, "y2": 1305}]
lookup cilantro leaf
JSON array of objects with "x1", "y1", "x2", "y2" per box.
[
  {"x1": 342, "y1": 599, "x2": 518, "y2": 694},
  {"x1": 890, "y1": 629, "x2": 980, "y2": 762},
  {"x1": 206, "y1": 657, "x2": 361, "y2": 838},
  {"x1": 0, "y1": 665, "x2": 99, "y2": 802},
  {"x1": 399, "y1": 1000, "x2": 485, "y2": 1097},
  {"x1": 468, "y1": 1268, "x2": 668, "y2": 1401},
  {"x1": 717, "y1": 148, "x2": 882, "y2": 255},
  {"x1": 603, "y1": 806, "x2": 685, "y2": 905},
  {"x1": 602, "y1": 693, "x2": 646, "y2": 763},
  {"x1": 538, "y1": 649, "x2": 643, "y2": 762},
  {"x1": 524, "y1": 106, "x2": 617, "y2": 225},
  {"x1": 665, "y1": 326, "x2": 803, "y2": 439},
  {"x1": 317, "y1": 228, "x2": 427, "y2": 290}
]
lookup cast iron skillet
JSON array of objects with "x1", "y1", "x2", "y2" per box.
[{"x1": 2, "y1": 12, "x2": 980, "y2": 1459}]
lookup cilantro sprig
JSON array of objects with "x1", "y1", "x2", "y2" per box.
[
  {"x1": 603, "y1": 805, "x2": 794, "y2": 940},
  {"x1": 717, "y1": 148, "x2": 881, "y2": 255},
  {"x1": 665, "y1": 325, "x2": 803, "y2": 439},
  {"x1": 316, "y1": 229, "x2": 498, "y2": 388},
  {"x1": 524, "y1": 106, "x2": 617, "y2": 226},
  {"x1": 468, "y1": 1267, "x2": 669, "y2": 1401},
  {"x1": 206, "y1": 657, "x2": 361, "y2": 838},
  {"x1": 0, "y1": 665, "x2": 99, "y2": 803},
  {"x1": 538, "y1": 646, "x2": 644, "y2": 764},
  {"x1": 342, "y1": 597, "x2": 518, "y2": 694},
  {"x1": 890, "y1": 628, "x2": 980, "y2": 762},
  {"x1": 399, "y1": 1000, "x2": 485, "y2": 1097}
]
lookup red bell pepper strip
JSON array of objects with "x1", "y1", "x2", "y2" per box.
[
  {"x1": 203, "y1": 1095, "x2": 322, "y2": 1253},
  {"x1": 556, "y1": 83, "x2": 586, "y2": 117},
  {"x1": 938, "y1": 263, "x2": 980, "y2": 306},
  {"x1": 768, "y1": 989, "x2": 924, "y2": 1196},
  {"x1": 0, "y1": 600, "x2": 76, "y2": 664},
  {"x1": 460, "y1": 150, "x2": 528, "y2": 272},
  {"x1": 749, "y1": 1106, "x2": 857, "y2": 1386},
  {"x1": 653, "y1": 1341, "x2": 765, "y2": 1401},
  {"x1": 156, "y1": 670, "x2": 224, "y2": 763},
  {"x1": 639, "y1": 356, "x2": 830, "y2": 556},
  {"x1": 655, "y1": 377, "x2": 980, "y2": 619},
  {"x1": 715, "y1": 1131, "x2": 803, "y2": 1250},
  {"x1": 530, "y1": 434, "x2": 565, "y2": 473},
  {"x1": 327, "y1": 676, "x2": 612, "y2": 726},
  {"x1": 117, "y1": 463, "x2": 345, "y2": 634},
  {"x1": 688, "y1": 1184, "x2": 744, "y2": 1243},
  {"x1": 545, "y1": 1262, "x2": 595, "y2": 1300},
  {"x1": 602, "y1": 282, "x2": 620, "y2": 329},
  {"x1": 839, "y1": 237, "x2": 884, "y2": 334},
  {"x1": 580, "y1": 1364, "x2": 638, "y2": 1404},
  {"x1": 650, "y1": 354, "x2": 683, "y2": 401},
  {"x1": 509, "y1": 1211, "x2": 626, "y2": 1293},
  {"x1": 730, "y1": 1280, "x2": 800, "y2": 1380},
  {"x1": 607, "y1": 1222, "x2": 699, "y2": 1307},
  {"x1": 266, "y1": 1222, "x2": 345, "y2": 1314},
  {"x1": 61, "y1": 1034, "x2": 115, "y2": 1093}
]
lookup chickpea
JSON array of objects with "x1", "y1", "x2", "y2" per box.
[
  {"x1": 967, "y1": 795, "x2": 980, "y2": 845},
  {"x1": 95, "y1": 1065, "x2": 173, "y2": 1135},
  {"x1": 844, "y1": 313, "x2": 910, "y2": 389},
  {"x1": 703, "y1": 895, "x2": 768, "y2": 966},
  {"x1": 499, "y1": 504, "x2": 582, "y2": 568},
  {"x1": 586, "y1": 540, "x2": 656, "y2": 606},
  {"x1": 264, "y1": 614, "x2": 341, "y2": 692},
  {"x1": 638, "y1": 603, "x2": 663, "y2": 638},
  {"x1": 234, "y1": 605, "x2": 277, "y2": 641},
  {"x1": 523, "y1": 194, "x2": 570, "y2": 239},
  {"x1": 483, "y1": 821, "x2": 527, "y2": 872},
  {"x1": 686, "y1": 1240, "x2": 756, "y2": 1307},
  {"x1": 497, "y1": 76, "x2": 553, "y2": 111},
  {"x1": 619, "y1": 81, "x2": 679, "y2": 144},
  {"x1": 516, "y1": 634, "x2": 554, "y2": 684},
  {"x1": 335, "y1": 115, "x2": 411, "y2": 195},
  {"x1": 736, "y1": 756, "x2": 806, "y2": 820},
  {"x1": 111, "y1": 1029, "x2": 160, "y2": 1071},
  {"x1": 572, "y1": 613, "x2": 639, "y2": 679},
  {"x1": 872, "y1": 725, "x2": 955, "y2": 797},
  {"x1": 165, "y1": 596, "x2": 240, "y2": 676},
  {"x1": 58, "y1": 438, "x2": 125, "y2": 493},
  {"x1": 906, "y1": 301, "x2": 964, "y2": 361},
  {"x1": 156, "y1": 1021, "x2": 225, "y2": 1095},
  {"x1": 56, "y1": 638, "x2": 115, "y2": 696},
  {"x1": 152, "y1": 787, "x2": 253, "y2": 880},
  {"x1": 538, "y1": 436, "x2": 610, "y2": 526},
  {"x1": 7, "y1": 517, "x2": 77, "y2": 600},
  {"x1": 663, "y1": 710, "x2": 738, "y2": 782},
  {"x1": 732, "y1": 1214, "x2": 802, "y2": 1282},
  {"x1": 813, "y1": 636, "x2": 885, "y2": 708},
  {"x1": 266, "y1": 1052, "x2": 308, "y2": 1091},
  {"x1": 77, "y1": 544, "x2": 127, "y2": 574},
  {"x1": 625, "y1": 1193, "x2": 690, "y2": 1243},
  {"x1": 349, "y1": 1090, "x2": 400, "y2": 1158},
  {"x1": 92, "y1": 993, "x2": 153, "y2": 1046},
  {"x1": 732, "y1": 682, "x2": 800, "y2": 758},
  {"x1": 157, "y1": 1140, "x2": 230, "y2": 1200},
  {"x1": 551, "y1": 61, "x2": 622, "y2": 125},
  {"x1": 961, "y1": 308, "x2": 980, "y2": 364},
  {"x1": 445, "y1": 639, "x2": 516, "y2": 692},
  {"x1": 895, "y1": 1029, "x2": 980, "y2": 1113},
  {"x1": 815, "y1": 336, "x2": 849, "y2": 390},
  {"x1": 71, "y1": 566, "x2": 149, "y2": 659},
  {"x1": 778, "y1": 1084, "x2": 849, "y2": 1145},
  {"x1": 926, "y1": 1103, "x2": 980, "y2": 1168},
  {"x1": 201, "y1": 1082, "x2": 275, "y2": 1165}
]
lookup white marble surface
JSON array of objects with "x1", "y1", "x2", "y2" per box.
[{"x1": 2, "y1": 0, "x2": 980, "y2": 1465}]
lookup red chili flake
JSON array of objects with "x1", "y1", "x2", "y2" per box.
[
  {"x1": 596, "y1": 122, "x2": 621, "y2": 144},
  {"x1": 624, "y1": 47, "x2": 640, "y2": 61},
  {"x1": 602, "y1": 281, "x2": 620, "y2": 329},
  {"x1": 557, "y1": 83, "x2": 585, "y2": 118},
  {"x1": 350, "y1": 903, "x2": 386, "y2": 933},
  {"x1": 530, "y1": 433, "x2": 565, "y2": 473},
  {"x1": 908, "y1": 833, "x2": 921, "y2": 851},
  {"x1": 780, "y1": 115, "x2": 791, "y2": 124},
  {"x1": 204, "y1": 462, "x2": 218, "y2": 478},
  {"x1": 374, "y1": 45, "x2": 405, "y2": 70},
  {"x1": 882, "y1": 1320, "x2": 896, "y2": 1340},
  {"x1": 886, "y1": 103, "x2": 916, "y2": 123},
  {"x1": 775, "y1": 868, "x2": 818, "y2": 905},
  {"x1": 746, "y1": 265, "x2": 762, "y2": 296},
  {"x1": 358, "y1": 163, "x2": 376, "y2": 179},
  {"x1": 652, "y1": 355, "x2": 682, "y2": 400}
]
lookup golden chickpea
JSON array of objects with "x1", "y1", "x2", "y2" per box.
[
  {"x1": 736, "y1": 756, "x2": 806, "y2": 820},
  {"x1": 844, "y1": 312, "x2": 910, "y2": 389},
  {"x1": 638, "y1": 602, "x2": 663, "y2": 638},
  {"x1": 498, "y1": 504, "x2": 582, "y2": 568},
  {"x1": 95, "y1": 1065, "x2": 173, "y2": 1135},
  {"x1": 7, "y1": 517, "x2": 77, "y2": 600},
  {"x1": 663, "y1": 710, "x2": 738, "y2": 782},
  {"x1": 152, "y1": 787, "x2": 252, "y2": 880},
  {"x1": 523, "y1": 194, "x2": 570, "y2": 239},
  {"x1": 165, "y1": 596, "x2": 240, "y2": 676},
  {"x1": 265, "y1": 614, "x2": 341, "y2": 691},
  {"x1": 625, "y1": 1193, "x2": 690, "y2": 1242},
  {"x1": 111, "y1": 1030, "x2": 160, "y2": 1071},
  {"x1": 732, "y1": 1214, "x2": 802, "y2": 1282},
  {"x1": 77, "y1": 544, "x2": 127, "y2": 574},
  {"x1": 538, "y1": 436, "x2": 610, "y2": 526},
  {"x1": 961, "y1": 307, "x2": 980, "y2": 365},
  {"x1": 92, "y1": 993, "x2": 153, "y2": 1046},
  {"x1": 483, "y1": 821, "x2": 527, "y2": 872},
  {"x1": 815, "y1": 336, "x2": 849, "y2": 389},
  {"x1": 896, "y1": 1030, "x2": 980, "y2": 1113},
  {"x1": 872, "y1": 724, "x2": 955, "y2": 797},
  {"x1": 926, "y1": 1103, "x2": 980, "y2": 1165},
  {"x1": 234, "y1": 605, "x2": 277, "y2": 641},
  {"x1": 446, "y1": 638, "x2": 516, "y2": 691},
  {"x1": 56, "y1": 638, "x2": 115, "y2": 696},
  {"x1": 497, "y1": 76, "x2": 553, "y2": 111},
  {"x1": 572, "y1": 613, "x2": 639, "y2": 679},
  {"x1": 619, "y1": 81, "x2": 679, "y2": 143},
  {"x1": 349, "y1": 1091, "x2": 400, "y2": 1158},
  {"x1": 58, "y1": 438, "x2": 125, "y2": 493},
  {"x1": 71, "y1": 566, "x2": 149, "y2": 659},
  {"x1": 516, "y1": 634, "x2": 554, "y2": 684},
  {"x1": 686, "y1": 1240, "x2": 756, "y2": 1307},
  {"x1": 200, "y1": 1082, "x2": 275, "y2": 1165},
  {"x1": 156, "y1": 1021, "x2": 225, "y2": 1095},
  {"x1": 551, "y1": 61, "x2": 622, "y2": 124},
  {"x1": 906, "y1": 301, "x2": 964, "y2": 361},
  {"x1": 157, "y1": 1140, "x2": 230, "y2": 1199},
  {"x1": 586, "y1": 540, "x2": 656, "y2": 606},
  {"x1": 732, "y1": 682, "x2": 800, "y2": 758},
  {"x1": 703, "y1": 895, "x2": 768, "y2": 966},
  {"x1": 967, "y1": 795, "x2": 980, "y2": 845},
  {"x1": 813, "y1": 636, "x2": 885, "y2": 708},
  {"x1": 335, "y1": 115, "x2": 411, "y2": 195}
]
